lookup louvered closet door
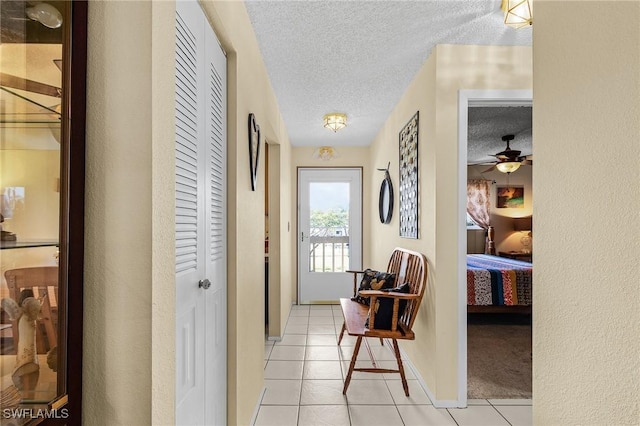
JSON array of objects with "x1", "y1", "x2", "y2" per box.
[{"x1": 175, "y1": 1, "x2": 226, "y2": 424}]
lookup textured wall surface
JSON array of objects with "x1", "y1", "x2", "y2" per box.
[
  {"x1": 85, "y1": 2, "x2": 155, "y2": 424},
  {"x1": 533, "y1": 1, "x2": 640, "y2": 424}
]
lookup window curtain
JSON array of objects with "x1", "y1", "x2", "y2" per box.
[{"x1": 467, "y1": 179, "x2": 495, "y2": 255}]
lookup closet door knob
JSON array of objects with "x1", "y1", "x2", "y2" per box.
[{"x1": 199, "y1": 279, "x2": 211, "y2": 290}]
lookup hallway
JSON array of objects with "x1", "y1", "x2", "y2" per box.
[{"x1": 257, "y1": 305, "x2": 532, "y2": 425}]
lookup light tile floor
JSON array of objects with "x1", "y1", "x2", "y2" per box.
[{"x1": 256, "y1": 305, "x2": 532, "y2": 426}]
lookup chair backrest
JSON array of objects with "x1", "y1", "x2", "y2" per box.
[
  {"x1": 386, "y1": 248, "x2": 427, "y2": 332},
  {"x1": 4, "y1": 266, "x2": 59, "y2": 352}
]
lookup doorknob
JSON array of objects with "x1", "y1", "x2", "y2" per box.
[{"x1": 199, "y1": 279, "x2": 211, "y2": 290}]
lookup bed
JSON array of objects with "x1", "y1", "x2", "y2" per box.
[{"x1": 467, "y1": 254, "x2": 532, "y2": 314}]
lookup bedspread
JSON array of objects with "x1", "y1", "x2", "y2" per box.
[{"x1": 467, "y1": 254, "x2": 532, "y2": 306}]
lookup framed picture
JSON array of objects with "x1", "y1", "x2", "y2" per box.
[
  {"x1": 497, "y1": 186, "x2": 524, "y2": 208},
  {"x1": 248, "y1": 113, "x2": 261, "y2": 191},
  {"x1": 399, "y1": 112, "x2": 419, "y2": 238}
]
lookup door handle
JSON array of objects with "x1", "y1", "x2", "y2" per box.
[
  {"x1": 199, "y1": 279, "x2": 211, "y2": 290},
  {"x1": 301, "y1": 232, "x2": 304, "y2": 242}
]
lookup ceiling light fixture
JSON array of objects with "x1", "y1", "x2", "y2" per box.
[
  {"x1": 26, "y1": 2, "x2": 63, "y2": 29},
  {"x1": 312, "y1": 146, "x2": 339, "y2": 161},
  {"x1": 323, "y1": 113, "x2": 347, "y2": 132},
  {"x1": 501, "y1": 0, "x2": 532, "y2": 29},
  {"x1": 496, "y1": 161, "x2": 521, "y2": 174}
]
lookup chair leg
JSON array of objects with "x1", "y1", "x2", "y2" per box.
[
  {"x1": 392, "y1": 339, "x2": 409, "y2": 397},
  {"x1": 379, "y1": 338, "x2": 384, "y2": 346},
  {"x1": 338, "y1": 321, "x2": 346, "y2": 345},
  {"x1": 343, "y1": 336, "x2": 362, "y2": 394}
]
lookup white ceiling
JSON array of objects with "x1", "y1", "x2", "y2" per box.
[{"x1": 245, "y1": 0, "x2": 532, "y2": 149}]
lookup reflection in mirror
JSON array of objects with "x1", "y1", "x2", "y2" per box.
[{"x1": 0, "y1": 0, "x2": 64, "y2": 413}]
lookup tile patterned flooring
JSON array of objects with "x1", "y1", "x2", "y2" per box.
[{"x1": 256, "y1": 305, "x2": 532, "y2": 426}]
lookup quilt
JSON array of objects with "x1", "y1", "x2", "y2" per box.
[{"x1": 467, "y1": 254, "x2": 532, "y2": 306}]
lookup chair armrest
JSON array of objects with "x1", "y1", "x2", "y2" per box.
[
  {"x1": 346, "y1": 270, "x2": 365, "y2": 297},
  {"x1": 358, "y1": 290, "x2": 419, "y2": 300}
]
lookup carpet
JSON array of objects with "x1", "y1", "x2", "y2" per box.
[{"x1": 467, "y1": 314, "x2": 532, "y2": 399}]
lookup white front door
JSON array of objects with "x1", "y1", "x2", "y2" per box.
[
  {"x1": 298, "y1": 168, "x2": 362, "y2": 304},
  {"x1": 175, "y1": 1, "x2": 227, "y2": 424}
]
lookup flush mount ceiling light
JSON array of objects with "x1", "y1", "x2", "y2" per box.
[
  {"x1": 26, "y1": 2, "x2": 63, "y2": 29},
  {"x1": 312, "y1": 146, "x2": 340, "y2": 161},
  {"x1": 501, "y1": 0, "x2": 532, "y2": 29},
  {"x1": 496, "y1": 161, "x2": 521, "y2": 174},
  {"x1": 323, "y1": 113, "x2": 347, "y2": 132}
]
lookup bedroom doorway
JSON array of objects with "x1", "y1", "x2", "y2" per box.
[{"x1": 458, "y1": 90, "x2": 533, "y2": 405}]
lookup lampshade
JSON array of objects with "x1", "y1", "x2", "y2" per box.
[
  {"x1": 513, "y1": 216, "x2": 532, "y2": 232},
  {"x1": 495, "y1": 161, "x2": 521, "y2": 174},
  {"x1": 323, "y1": 113, "x2": 347, "y2": 132},
  {"x1": 26, "y1": 3, "x2": 63, "y2": 29},
  {"x1": 501, "y1": 0, "x2": 532, "y2": 29}
]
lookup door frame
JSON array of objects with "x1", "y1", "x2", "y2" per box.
[
  {"x1": 296, "y1": 166, "x2": 363, "y2": 304},
  {"x1": 457, "y1": 89, "x2": 533, "y2": 406}
]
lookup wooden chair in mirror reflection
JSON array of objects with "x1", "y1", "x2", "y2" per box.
[{"x1": 4, "y1": 267, "x2": 58, "y2": 354}]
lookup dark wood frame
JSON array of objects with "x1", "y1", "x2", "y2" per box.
[{"x1": 42, "y1": 1, "x2": 87, "y2": 424}]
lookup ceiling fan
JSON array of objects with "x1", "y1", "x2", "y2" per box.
[{"x1": 477, "y1": 134, "x2": 532, "y2": 174}]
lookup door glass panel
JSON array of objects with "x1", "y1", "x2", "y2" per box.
[
  {"x1": 1, "y1": 0, "x2": 64, "y2": 409},
  {"x1": 308, "y1": 182, "x2": 350, "y2": 272}
]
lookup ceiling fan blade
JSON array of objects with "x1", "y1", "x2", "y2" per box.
[
  {"x1": 521, "y1": 159, "x2": 533, "y2": 165},
  {"x1": 482, "y1": 165, "x2": 497, "y2": 173},
  {"x1": 0, "y1": 73, "x2": 61, "y2": 98}
]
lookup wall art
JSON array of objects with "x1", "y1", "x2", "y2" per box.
[
  {"x1": 399, "y1": 112, "x2": 419, "y2": 238},
  {"x1": 248, "y1": 113, "x2": 261, "y2": 191},
  {"x1": 497, "y1": 186, "x2": 524, "y2": 208}
]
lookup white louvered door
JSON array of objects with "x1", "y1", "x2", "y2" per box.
[{"x1": 175, "y1": 1, "x2": 226, "y2": 424}]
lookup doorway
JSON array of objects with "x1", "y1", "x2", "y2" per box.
[
  {"x1": 297, "y1": 168, "x2": 362, "y2": 304},
  {"x1": 457, "y1": 90, "x2": 533, "y2": 405}
]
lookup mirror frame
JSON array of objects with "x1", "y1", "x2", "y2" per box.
[{"x1": 378, "y1": 171, "x2": 394, "y2": 224}]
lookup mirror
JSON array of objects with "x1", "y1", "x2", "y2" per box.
[{"x1": 378, "y1": 170, "x2": 394, "y2": 224}]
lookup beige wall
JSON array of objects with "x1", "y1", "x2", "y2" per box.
[
  {"x1": 369, "y1": 44, "x2": 532, "y2": 402},
  {"x1": 533, "y1": 1, "x2": 640, "y2": 424},
  {"x1": 85, "y1": 1, "x2": 293, "y2": 425}
]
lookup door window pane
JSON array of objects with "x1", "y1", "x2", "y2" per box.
[
  {"x1": 1, "y1": 1, "x2": 63, "y2": 407},
  {"x1": 308, "y1": 182, "x2": 350, "y2": 272}
]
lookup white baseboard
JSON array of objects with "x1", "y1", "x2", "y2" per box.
[{"x1": 400, "y1": 347, "x2": 467, "y2": 409}]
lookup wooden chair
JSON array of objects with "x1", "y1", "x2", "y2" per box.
[
  {"x1": 338, "y1": 248, "x2": 427, "y2": 396},
  {"x1": 4, "y1": 267, "x2": 59, "y2": 353}
]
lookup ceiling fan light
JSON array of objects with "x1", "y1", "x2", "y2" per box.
[
  {"x1": 26, "y1": 3, "x2": 63, "y2": 29},
  {"x1": 501, "y1": 0, "x2": 532, "y2": 29},
  {"x1": 496, "y1": 161, "x2": 521, "y2": 174},
  {"x1": 323, "y1": 113, "x2": 347, "y2": 132}
]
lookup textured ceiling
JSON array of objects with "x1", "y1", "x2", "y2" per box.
[
  {"x1": 245, "y1": 0, "x2": 532, "y2": 147},
  {"x1": 468, "y1": 106, "x2": 532, "y2": 164}
]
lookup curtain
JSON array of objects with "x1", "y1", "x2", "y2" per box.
[{"x1": 467, "y1": 179, "x2": 495, "y2": 254}]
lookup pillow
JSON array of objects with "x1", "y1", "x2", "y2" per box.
[
  {"x1": 365, "y1": 282, "x2": 411, "y2": 330},
  {"x1": 351, "y1": 269, "x2": 396, "y2": 306}
]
